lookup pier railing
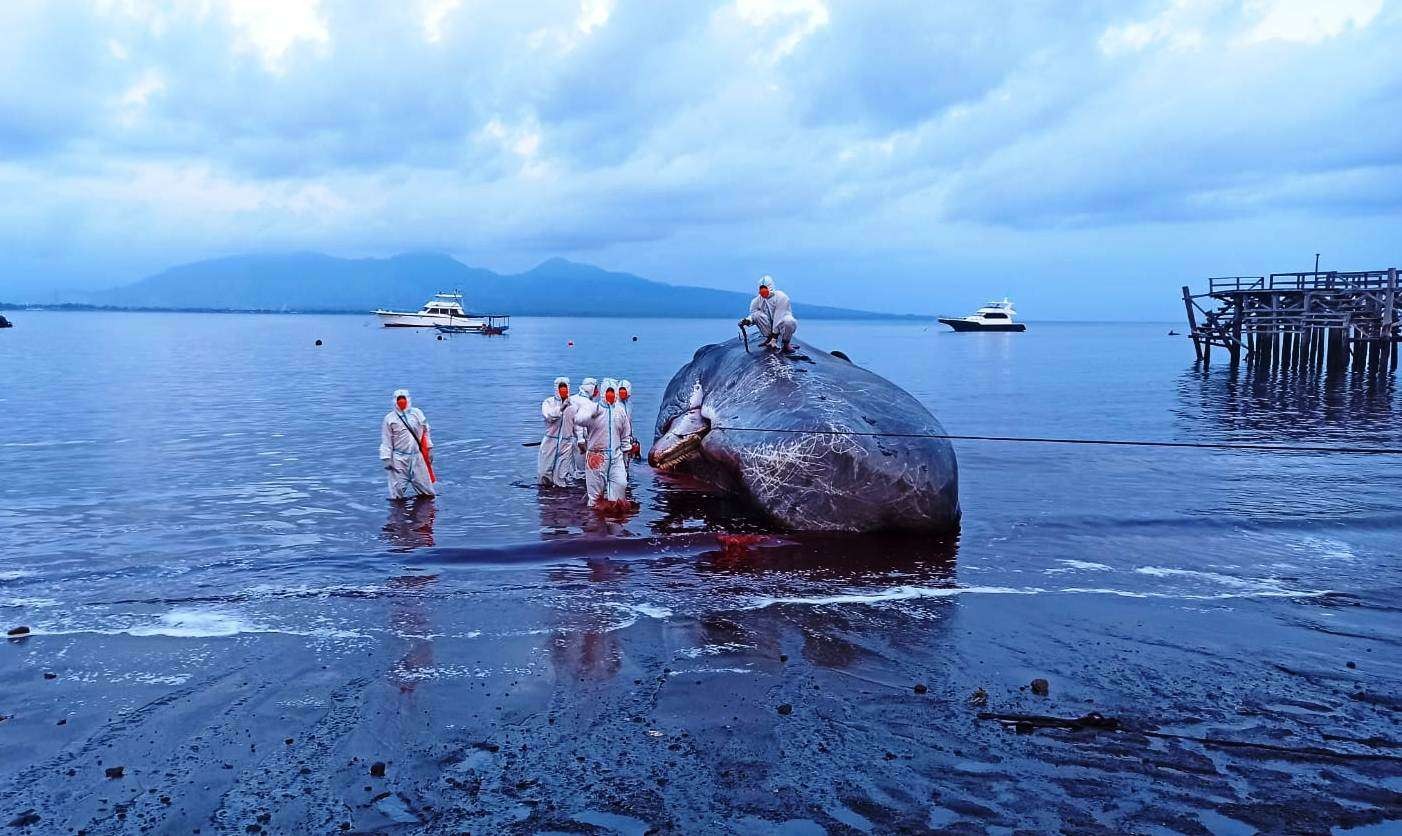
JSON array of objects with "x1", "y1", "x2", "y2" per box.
[
  {"x1": 1207, "y1": 271, "x2": 1396, "y2": 294},
  {"x1": 1207, "y1": 276, "x2": 1265, "y2": 292}
]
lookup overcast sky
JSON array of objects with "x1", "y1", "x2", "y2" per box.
[{"x1": 2, "y1": 0, "x2": 1399, "y2": 317}]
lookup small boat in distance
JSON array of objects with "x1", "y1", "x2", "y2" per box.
[
  {"x1": 435, "y1": 315, "x2": 510, "y2": 336},
  {"x1": 374, "y1": 292, "x2": 506, "y2": 331},
  {"x1": 938, "y1": 299, "x2": 1026, "y2": 332}
]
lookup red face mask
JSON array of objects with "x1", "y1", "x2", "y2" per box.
[
  {"x1": 557, "y1": 385, "x2": 569, "y2": 399},
  {"x1": 759, "y1": 286, "x2": 771, "y2": 299},
  {"x1": 395, "y1": 397, "x2": 408, "y2": 411},
  {"x1": 604, "y1": 390, "x2": 617, "y2": 405}
]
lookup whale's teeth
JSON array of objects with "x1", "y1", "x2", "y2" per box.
[{"x1": 656, "y1": 448, "x2": 701, "y2": 470}]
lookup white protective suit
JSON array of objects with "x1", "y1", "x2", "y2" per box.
[
  {"x1": 568, "y1": 377, "x2": 599, "y2": 476},
  {"x1": 573, "y1": 378, "x2": 632, "y2": 506},
  {"x1": 747, "y1": 276, "x2": 797, "y2": 347},
  {"x1": 617, "y1": 379, "x2": 637, "y2": 477},
  {"x1": 380, "y1": 389, "x2": 436, "y2": 499},
  {"x1": 538, "y1": 377, "x2": 580, "y2": 487}
]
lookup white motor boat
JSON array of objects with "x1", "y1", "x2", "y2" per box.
[
  {"x1": 374, "y1": 292, "x2": 496, "y2": 329},
  {"x1": 938, "y1": 298, "x2": 1026, "y2": 332}
]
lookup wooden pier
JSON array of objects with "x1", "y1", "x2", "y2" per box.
[{"x1": 1182, "y1": 268, "x2": 1400, "y2": 372}]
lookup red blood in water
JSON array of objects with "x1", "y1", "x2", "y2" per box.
[
  {"x1": 716, "y1": 533, "x2": 766, "y2": 558},
  {"x1": 592, "y1": 499, "x2": 636, "y2": 518}
]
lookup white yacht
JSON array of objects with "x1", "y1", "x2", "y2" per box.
[
  {"x1": 374, "y1": 292, "x2": 493, "y2": 329},
  {"x1": 938, "y1": 298, "x2": 1026, "y2": 332}
]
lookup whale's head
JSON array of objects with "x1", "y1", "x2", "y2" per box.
[{"x1": 648, "y1": 382, "x2": 710, "y2": 471}]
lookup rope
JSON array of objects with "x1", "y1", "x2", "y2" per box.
[{"x1": 711, "y1": 426, "x2": 1402, "y2": 456}]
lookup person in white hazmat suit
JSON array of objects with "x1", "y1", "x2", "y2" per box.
[
  {"x1": 572, "y1": 378, "x2": 632, "y2": 507},
  {"x1": 569, "y1": 377, "x2": 600, "y2": 475},
  {"x1": 740, "y1": 274, "x2": 798, "y2": 352},
  {"x1": 380, "y1": 389, "x2": 436, "y2": 499},
  {"x1": 617, "y1": 379, "x2": 640, "y2": 477},
  {"x1": 538, "y1": 376, "x2": 580, "y2": 487}
]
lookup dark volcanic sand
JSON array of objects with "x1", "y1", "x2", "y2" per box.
[
  {"x1": 2, "y1": 314, "x2": 1401, "y2": 832},
  {"x1": 3, "y1": 534, "x2": 1400, "y2": 834}
]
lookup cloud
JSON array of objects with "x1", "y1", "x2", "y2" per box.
[
  {"x1": 1239, "y1": 0, "x2": 1383, "y2": 44},
  {"x1": 939, "y1": 0, "x2": 1402, "y2": 226},
  {"x1": 221, "y1": 0, "x2": 330, "y2": 70},
  {"x1": 730, "y1": 0, "x2": 830, "y2": 61},
  {"x1": 0, "y1": 0, "x2": 1399, "y2": 318}
]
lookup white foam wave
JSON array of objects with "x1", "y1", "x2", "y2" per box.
[
  {"x1": 747, "y1": 582, "x2": 1331, "y2": 609},
  {"x1": 1, "y1": 597, "x2": 59, "y2": 609},
  {"x1": 749, "y1": 585, "x2": 1031, "y2": 608},
  {"x1": 1134, "y1": 566, "x2": 1290, "y2": 592},
  {"x1": 677, "y1": 642, "x2": 754, "y2": 658},
  {"x1": 132, "y1": 673, "x2": 191, "y2": 685},
  {"x1": 390, "y1": 664, "x2": 537, "y2": 681},
  {"x1": 599, "y1": 602, "x2": 673, "y2": 632},
  {"x1": 127, "y1": 610, "x2": 255, "y2": 638},
  {"x1": 243, "y1": 582, "x2": 385, "y2": 599},
  {"x1": 1060, "y1": 586, "x2": 1327, "y2": 600},
  {"x1": 629, "y1": 603, "x2": 673, "y2": 619},
  {"x1": 1296, "y1": 536, "x2": 1357, "y2": 562},
  {"x1": 1045, "y1": 560, "x2": 1113, "y2": 574},
  {"x1": 36, "y1": 608, "x2": 368, "y2": 640}
]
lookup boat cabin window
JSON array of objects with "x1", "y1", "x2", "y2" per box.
[{"x1": 981, "y1": 312, "x2": 1008, "y2": 320}]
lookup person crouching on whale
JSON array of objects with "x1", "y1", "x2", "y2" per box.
[
  {"x1": 740, "y1": 274, "x2": 797, "y2": 353},
  {"x1": 380, "y1": 389, "x2": 436, "y2": 499},
  {"x1": 538, "y1": 376, "x2": 580, "y2": 487},
  {"x1": 572, "y1": 378, "x2": 632, "y2": 508}
]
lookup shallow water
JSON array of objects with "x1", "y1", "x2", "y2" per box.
[{"x1": 1, "y1": 311, "x2": 1399, "y2": 832}]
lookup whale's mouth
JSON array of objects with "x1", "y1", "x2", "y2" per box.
[
  {"x1": 650, "y1": 386, "x2": 712, "y2": 471},
  {"x1": 649, "y1": 425, "x2": 709, "y2": 471}
]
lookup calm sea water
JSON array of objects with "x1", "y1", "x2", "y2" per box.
[
  {"x1": 2, "y1": 311, "x2": 1399, "y2": 831},
  {"x1": 3, "y1": 311, "x2": 1399, "y2": 588}
]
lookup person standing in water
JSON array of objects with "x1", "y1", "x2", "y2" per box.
[
  {"x1": 538, "y1": 376, "x2": 580, "y2": 487},
  {"x1": 617, "y1": 379, "x2": 640, "y2": 475},
  {"x1": 569, "y1": 377, "x2": 600, "y2": 476},
  {"x1": 740, "y1": 274, "x2": 798, "y2": 352},
  {"x1": 380, "y1": 388, "x2": 436, "y2": 499},
  {"x1": 572, "y1": 378, "x2": 632, "y2": 508}
]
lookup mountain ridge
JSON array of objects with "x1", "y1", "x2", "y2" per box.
[{"x1": 81, "y1": 252, "x2": 926, "y2": 320}]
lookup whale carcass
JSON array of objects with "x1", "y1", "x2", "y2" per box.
[{"x1": 649, "y1": 338, "x2": 959, "y2": 532}]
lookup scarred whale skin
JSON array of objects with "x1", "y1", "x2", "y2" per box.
[{"x1": 650, "y1": 337, "x2": 960, "y2": 532}]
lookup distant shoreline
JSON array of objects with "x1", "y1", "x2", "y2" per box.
[
  {"x1": 0, "y1": 302, "x2": 931, "y2": 322},
  {"x1": 0, "y1": 305, "x2": 1184, "y2": 324}
]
